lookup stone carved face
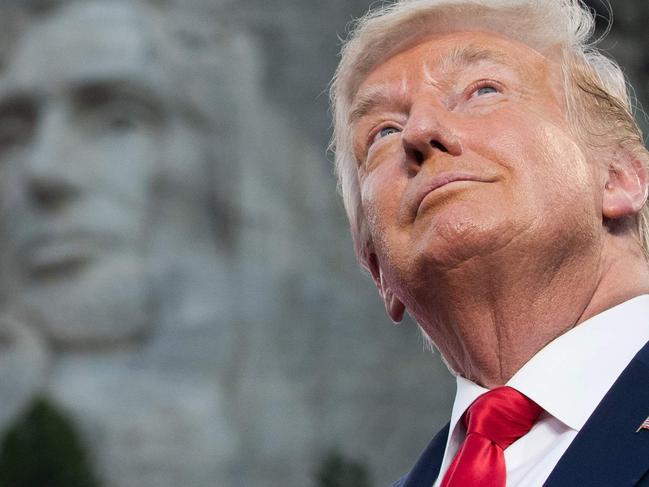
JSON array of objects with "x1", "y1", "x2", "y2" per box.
[{"x1": 0, "y1": 2, "x2": 183, "y2": 346}]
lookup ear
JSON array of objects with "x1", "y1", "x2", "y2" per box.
[
  {"x1": 602, "y1": 151, "x2": 649, "y2": 219},
  {"x1": 367, "y1": 252, "x2": 405, "y2": 324}
]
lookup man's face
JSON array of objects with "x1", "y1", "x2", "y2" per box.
[
  {"x1": 0, "y1": 3, "x2": 169, "y2": 343},
  {"x1": 352, "y1": 31, "x2": 604, "y2": 300}
]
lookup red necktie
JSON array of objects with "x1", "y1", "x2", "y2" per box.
[{"x1": 440, "y1": 386, "x2": 542, "y2": 487}]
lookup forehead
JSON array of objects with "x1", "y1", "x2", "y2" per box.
[
  {"x1": 356, "y1": 30, "x2": 552, "y2": 98},
  {"x1": 4, "y1": 3, "x2": 162, "y2": 93}
]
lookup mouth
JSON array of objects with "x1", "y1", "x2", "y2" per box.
[{"x1": 414, "y1": 172, "x2": 496, "y2": 216}]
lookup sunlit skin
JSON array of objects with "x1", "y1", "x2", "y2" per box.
[{"x1": 352, "y1": 31, "x2": 649, "y2": 388}]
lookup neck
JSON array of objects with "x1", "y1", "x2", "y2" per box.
[{"x1": 409, "y1": 232, "x2": 649, "y2": 389}]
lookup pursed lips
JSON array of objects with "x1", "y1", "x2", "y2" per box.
[{"x1": 413, "y1": 172, "x2": 496, "y2": 216}]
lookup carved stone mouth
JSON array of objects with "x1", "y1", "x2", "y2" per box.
[{"x1": 18, "y1": 231, "x2": 117, "y2": 278}]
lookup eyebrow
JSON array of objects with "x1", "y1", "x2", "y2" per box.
[
  {"x1": 72, "y1": 78, "x2": 165, "y2": 109},
  {"x1": 349, "y1": 82, "x2": 407, "y2": 126},
  {"x1": 0, "y1": 76, "x2": 169, "y2": 117},
  {"x1": 349, "y1": 43, "x2": 514, "y2": 124}
]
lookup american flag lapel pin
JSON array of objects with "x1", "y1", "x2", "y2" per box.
[{"x1": 635, "y1": 416, "x2": 649, "y2": 433}]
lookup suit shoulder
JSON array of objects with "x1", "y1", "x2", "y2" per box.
[{"x1": 389, "y1": 422, "x2": 450, "y2": 487}]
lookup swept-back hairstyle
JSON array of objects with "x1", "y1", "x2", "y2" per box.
[{"x1": 330, "y1": 0, "x2": 649, "y2": 268}]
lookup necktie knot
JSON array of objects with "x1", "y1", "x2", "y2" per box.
[
  {"x1": 440, "y1": 386, "x2": 542, "y2": 487},
  {"x1": 464, "y1": 386, "x2": 542, "y2": 449}
]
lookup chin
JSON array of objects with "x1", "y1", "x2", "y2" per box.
[
  {"x1": 411, "y1": 208, "x2": 516, "y2": 272},
  {"x1": 17, "y1": 252, "x2": 150, "y2": 346}
]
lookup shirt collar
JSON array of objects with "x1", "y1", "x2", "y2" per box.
[
  {"x1": 440, "y1": 295, "x2": 649, "y2": 473},
  {"x1": 508, "y1": 294, "x2": 649, "y2": 431}
]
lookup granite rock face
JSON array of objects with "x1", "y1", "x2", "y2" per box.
[
  {"x1": 0, "y1": 1, "x2": 245, "y2": 485},
  {"x1": 0, "y1": 0, "x2": 645, "y2": 486}
]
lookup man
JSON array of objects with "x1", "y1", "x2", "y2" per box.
[{"x1": 331, "y1": 0, "x2": 649, "y2": 485}]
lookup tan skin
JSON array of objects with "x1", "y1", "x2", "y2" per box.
[{"x1": 351, "y1": 31, "x2": 649, "y2": 388}]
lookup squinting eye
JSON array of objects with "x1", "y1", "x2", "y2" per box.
[{"x1": 475, "y1": 85, "x2": 498, "y2": 96}]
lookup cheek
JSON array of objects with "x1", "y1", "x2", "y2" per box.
[
  {"x1": 467, "y1": 111, "x2": 600, "y2": 238},
  {"x1": 515, "y1": 125, "x2": 602, "y2": 241},
  {"x1": 359, "y1": 165, "x2": 409, "y2": 249},
  {"x1": 481, "y1": 112, "x2": 593, "y2": 197},
  {"x1": 528, "y1": 125, "x2": 595, "y2": 202},
  {"x1": 361, "y1": 171, "x2": 395, "y2": 235}
]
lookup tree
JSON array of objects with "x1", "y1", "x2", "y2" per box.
[
  {"x1": 315, "y1": 450, "x2": 372, "y2": 487},
  {"x1": 0, "y1": 396, "x2": 100, "y2": 487}
]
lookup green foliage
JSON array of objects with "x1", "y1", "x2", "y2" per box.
[
  {"x1": 0, "y1": 395, "x2": 101, "y2": 487},
  {"x1": 315, "y1": 450, "x2": 372, "y2": 487}
]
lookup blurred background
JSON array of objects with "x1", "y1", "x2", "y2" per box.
[{"x1": 0, "y1": 1, "x2": 644, "y2": 486}]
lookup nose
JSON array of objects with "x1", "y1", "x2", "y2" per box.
[
  {"x1": 24, "y1": 104, "x2": 81, "y2": 209},
  {"x1": 401, "y1": 98, "x2": 462, "y2": 166}
]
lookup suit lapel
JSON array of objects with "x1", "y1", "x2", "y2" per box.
[
  {"x1": 544, "y1": 340, "x2": 649, "y2": 487},
  {"x1": 398, "y1": 422, "x2": 449, "y2": 487}
]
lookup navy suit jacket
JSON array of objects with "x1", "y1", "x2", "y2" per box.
[{"x1": 392, "y1": 340, "x2": 649, "y2": 486}]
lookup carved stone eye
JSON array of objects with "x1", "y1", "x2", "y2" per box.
[
  {"x1": 0, "y1": 115, "x2": 33, "y2": 148},
  {"x1": 106, "y1": 112, "x2": 138, "y2": 131},
  {"x1": 0, "y1": 101, "x2": 35, "y2": 152}
]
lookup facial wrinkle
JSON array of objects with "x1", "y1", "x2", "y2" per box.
[{"x1": 422, "y1": 61, "x2": 443, "y2": 90}]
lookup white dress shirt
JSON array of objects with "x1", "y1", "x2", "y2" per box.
[{"x1": 432, "y1": 294, "x2": 649, "y2": 487}]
